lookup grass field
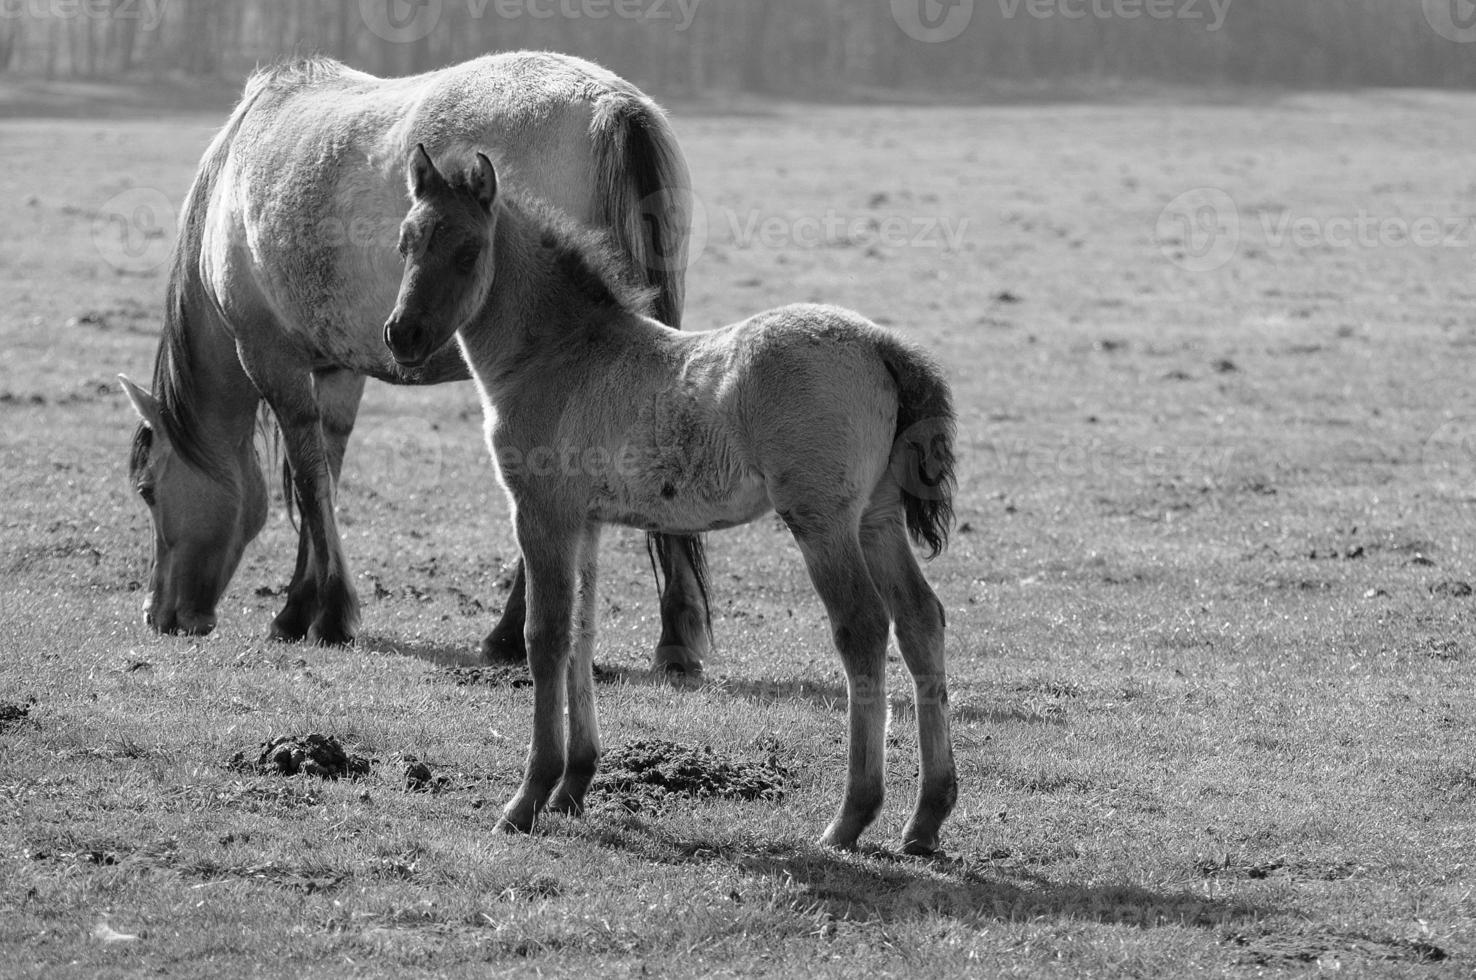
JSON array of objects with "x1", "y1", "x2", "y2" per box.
[{"x1": 2, "y1": 87, "x2": 1476, "y2": 977}]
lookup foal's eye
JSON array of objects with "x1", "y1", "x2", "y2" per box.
[
  {"x1": 138, "y1": 484, "x2": 157, "y2": 507},
  {"x1": 454, "y1": 245, "x2": 481, "y2": 274}
]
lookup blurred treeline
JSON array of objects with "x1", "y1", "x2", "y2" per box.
[{"x1": 0, "y1": 0, "x2": 1471, "y2": 95}]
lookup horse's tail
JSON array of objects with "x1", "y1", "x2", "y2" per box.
[
  {"x1": 591, "y1": 86, "x2": 711, "y2": 640},
  {"x1": 878, "y1": 335, "x2": 958, "y2": 559},
  {"x1": 589, "y1": 85, "x2": 692, "y2": 329}
]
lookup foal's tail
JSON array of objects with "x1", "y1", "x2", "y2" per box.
[
  {"x1": 878, "y1": 336, "x2": 958, "y2": 559},
  {"x1": 589, "y1": 85, "x2": 692, "y2": 329}
]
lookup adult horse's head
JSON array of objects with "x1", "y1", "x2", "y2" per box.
[
  {"x1": 120, "y1": 375, "x2": 267, "y2": 636},
  {"x1": 384, "y1": 144, "x2": 500, "y2": 368}
]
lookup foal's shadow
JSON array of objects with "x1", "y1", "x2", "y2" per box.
[
  {"x1": 355, "y1": 635, "x2": 690, "y2": 688},
  {"x1": 719, "y1": 677, "x2": 1069, "y2": 727},
  {"x1": 583, "y1": 822, "x2": 1259, "y2": 930},
  {"x1": 356, "y1": 633, "x2": 484, "y2": 669}
]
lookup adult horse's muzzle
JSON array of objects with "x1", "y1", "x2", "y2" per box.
[{"x1": 384, "y1": 313, "x2": 433, "y2": 368}]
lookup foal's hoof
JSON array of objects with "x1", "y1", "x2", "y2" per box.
[
  {"x1": 817, "y1": 829, "x2": 861, "y2": 852},
  {"x1": 545, "y1": 789, "x2": 585, "y2": 816},
  {"x1": 901, "y1": 839, "x2": 945, "y2": 859}
]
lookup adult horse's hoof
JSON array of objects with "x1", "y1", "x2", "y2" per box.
[
  {"x1": 653, "y1": 644, "x2": 705, "y2": 679},
  {"x1": 479, "y1": 627, "x2": 526, "y2": 665},
  {"x1": 308, "y1": 619, "x2": 356, "y2": 647},
  {"x1": 269, "y1": 606, "x2": 311, "y2": 643}
]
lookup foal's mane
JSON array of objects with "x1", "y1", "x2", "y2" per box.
[{"x1": 443, "y1": 168, "x2": 659, "y2": 320}]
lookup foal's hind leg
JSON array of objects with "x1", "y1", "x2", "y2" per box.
[
  {"x1": 789, "y1": 519, "x2": 891, "y2": 850},
  {"x1": 861, "y1": 503, "x2": 957, "y2": 856},
  {"x1": 271, "y1": 369, "x2": 366, "y2": 642}
]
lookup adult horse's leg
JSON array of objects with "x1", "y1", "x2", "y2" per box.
[
  {"x1": 790, "y1": 520, "x2": 892, "y2": 850},
  {"x1": 499, "y1": 509, "x2": 580, "y2": 833},
  {"x1": 548, "y1": 521, "x2": 603, "y2": 815},
  {"x1": 653, "y1": 533, "x2": 711, "y2": 676},
  {"x1": 861, "y1": 505, "x2": 957, "y2": 857},
  {"x1": 479, "y1": 565, "x2": 527, "y2": 664},
  {"x1": 482, "y1": 533, "x2": 709, "y2": 674},
  {"x1": 239, "y1": 348, "x2": 360, "y2": 646},
  {"x1": 272, "y1": 369, "x2": 366, "y2": 641}
]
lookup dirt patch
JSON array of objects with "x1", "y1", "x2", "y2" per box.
[
  {"x1": 231, "y1": 734, "x2": 373, "y2": 780},
  {"x1": 0, "y1": 698, "x2": 35, "y2": 731},
  {"x1": 438, "y1": 665, "x2": 532, "y2": 689},
  {"x1": 186, "y1": 859, "x2": 348, "y2": 894},
  {"x1": 1194, "y1": 855, "x2": 1364, "y2": 882},
  {"x1": 402, "y1": 756, "x2": 452, "y2": 794},
  {"x1": 1430, "y1": 580, "x2": 1473, "y2": 599},
  {"x1": 592, "y1": 740, "x2": 789, "y2": 814},
  {"x1": 1226, "y1": 929, "x2": 1446, "y2": 967},
  {"x1": 435, "y1": 663, "x2": 624, "y2": 688}
]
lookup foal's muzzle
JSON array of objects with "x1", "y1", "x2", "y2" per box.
[{"x1": 384, "y1": 315, "x2": 434, "y2": 369}]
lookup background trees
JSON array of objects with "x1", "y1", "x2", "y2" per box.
[{"x1": 0, "y1": 0, "x2": 1471, "y2": 93}]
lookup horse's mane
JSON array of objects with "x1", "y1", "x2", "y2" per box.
[
  {"x1": 130, "y1": 66, "x2": 282, "y2": 486},
  {"x1": 248, "y1": 53, "x2": 348, "y2": 95},
  {"x1": 443, "y1": 168, "x2": 659, "y2": 320}
]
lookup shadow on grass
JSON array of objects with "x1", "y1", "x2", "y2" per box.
[
  {"x1": 356, "y1": 633, "x2": 482, "y2": 669},
  {"x1": 581, "y1": 820, "x2": 1259, "y2": 930},
  {"x1": 719, "y1": 677, "x2": 1068, "y2": 727}
]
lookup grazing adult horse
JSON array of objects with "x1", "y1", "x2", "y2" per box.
[
  {"x1": 384, "y1": 148, "x2": 959, "y2": 854},
  {"x1": 119, "y1": 52, "x2": 711, "y2": 672}
]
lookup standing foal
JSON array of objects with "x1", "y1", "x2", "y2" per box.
[{"x1": 385, "y1": 148, "x2": 959, "y2": 854}]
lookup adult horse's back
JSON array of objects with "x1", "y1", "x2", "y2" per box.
[{"x1": 119, "y1": 52, "x2": 710, "y2": 671}]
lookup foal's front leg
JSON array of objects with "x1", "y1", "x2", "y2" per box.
[
  {"x1": 548, "y1": 522, "x2": 603, "y2": 815},
  {"x1": 498, "y1": 514, "x2": 580, "y2": 834}
]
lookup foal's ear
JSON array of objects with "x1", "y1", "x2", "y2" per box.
[
  {"x1": 470, "y1": 152, "x2": 498, "y2": 214},
  {"x1": 407, "y1": 143, "x2": 442, "y2": 199},
  {"x1": 119, "y1": 374, "x2": 164, "y2": 432}
]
